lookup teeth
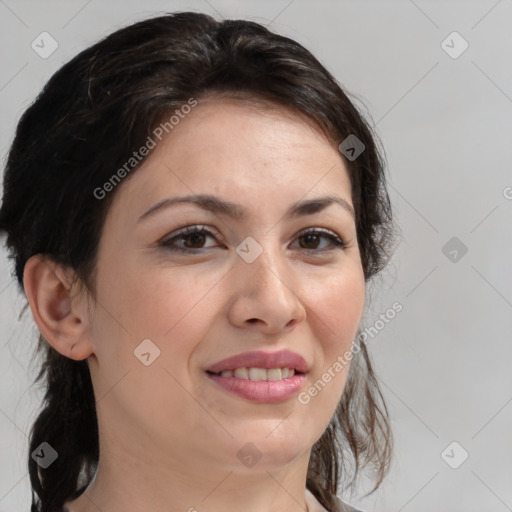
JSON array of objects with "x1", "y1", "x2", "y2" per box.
[
  {"x1": 267, "y1": 368, "x2": 282, "y2": 381},
  {"x1": 249, "y1": 368, "x2": 267, "y2": 381},
  {"x1": 218, "y1": 367, "x2": 296, "y2": 381},
  {"x1": 234, "y1": 368, "x2": 249, "y2": 379}
]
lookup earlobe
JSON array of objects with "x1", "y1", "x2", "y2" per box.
[{"x1": 23, "y1": 255, "x2": 94, "y2": 361}]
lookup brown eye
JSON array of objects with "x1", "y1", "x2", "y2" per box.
[
  {"x1": 293, "y1": 228, "x2": 346, "y2": 252},
  {"x1": 160, "y1": 226, "x2": 218, "y2": 252},
  {"x1": 181, "y1": 231, "x2": 207, "y2": 248}
]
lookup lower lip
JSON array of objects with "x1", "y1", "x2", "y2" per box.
[{"x1": 206, "y1": 372, "x2": 307, "y2": 403}]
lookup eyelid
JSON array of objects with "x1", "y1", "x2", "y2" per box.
[{"x1": 159, "y1": 224, "x2": 219, "y2": 243}]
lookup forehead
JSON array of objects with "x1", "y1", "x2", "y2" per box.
[{"x1": 107, "y1": 97, "x2": 352, "y2": 225}]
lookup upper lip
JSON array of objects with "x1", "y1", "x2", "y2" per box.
[{"x1": 206, "y1": 349, "x2": 309, "y2": 374}]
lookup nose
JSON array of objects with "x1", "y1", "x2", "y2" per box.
[{"x1": 226, "y1": 245, "x2": 307, "y2": 334}]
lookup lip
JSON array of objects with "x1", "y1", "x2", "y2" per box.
[
  {"x1": 205, "y1": 349, "x2": 309, "y2": 374},
  {"x1": 206, "y1": 372, "x2": 307, "y2": 403}
]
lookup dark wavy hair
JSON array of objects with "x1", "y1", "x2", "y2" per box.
[{"x1": 0, "y1": 11, "x2": 398, "y2": 512}]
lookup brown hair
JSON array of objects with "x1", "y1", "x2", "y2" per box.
[{"x1": 0, "y1": 11, "x2": 397, "y2": 512}]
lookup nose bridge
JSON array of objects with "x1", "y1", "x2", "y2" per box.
[
  {"x1": 226, "y1": 231, "x2": 307, "y2": 332},
  {"x1": 237, "y1": 237, "x2": 304, "y2": 311},
  {"x1": 238, "y1": 236, "x2": 289, "y2": 294}
]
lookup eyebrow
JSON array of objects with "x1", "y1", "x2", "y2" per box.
[{"x1": 137, "y1": 193, "x2": 355, "y2": 223}]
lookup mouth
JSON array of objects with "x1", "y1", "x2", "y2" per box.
[
  {"x1": 206, "y1": 367, "x2": 303, "y2": 381},
  {"x1": 205, "y1": 349, "x2": 309, "y2": 375},
  {"x1": 204, "y1": 350, "x2": 309, "y2": 403}
]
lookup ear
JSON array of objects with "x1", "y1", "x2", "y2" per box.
[{"x1": 23, "y1": 254, "x2": 94, "y2": 360}]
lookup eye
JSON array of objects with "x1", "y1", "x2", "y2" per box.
[
  {"x1": 160, "y1": 225, "x2": 219, "y2": 252},
  {"x1": 291, "y1": 228, "x2": 347, "y2": 252},
  {"x1": 159, "y1": 225, "x2": 347, "y2": 253}
]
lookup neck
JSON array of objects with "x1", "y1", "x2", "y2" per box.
[{"x1": 65, "y1": 433, "x2": 312, "y2": 512}]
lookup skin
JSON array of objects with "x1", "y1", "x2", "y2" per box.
[{"x1": 23, "y1": 97, "x2": 366, "y2": 512}]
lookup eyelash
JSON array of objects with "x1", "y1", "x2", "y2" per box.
[{"x1": 159, "y1": 225, "x2": 348, "y2": 254}]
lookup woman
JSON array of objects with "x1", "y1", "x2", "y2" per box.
[{"x1": 0, "y1": 11, "x2": 397, "y2": 512}]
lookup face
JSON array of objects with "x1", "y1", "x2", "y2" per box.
[{"x1": 86, "y1": 97, "x2": 365, "y2": 474}]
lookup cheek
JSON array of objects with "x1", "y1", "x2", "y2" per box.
[
  {"x1": 297, "y1": 269, "x2": 364, "y2": 418},
  {"x1": 91, "y1": 255, "x2": 224, "y2": 381},
  {"x1": 303, "y1": 264, "x2": 365, "y2": 348},
  {"x1": 90, "y1": 265, "x2": 226, "y2": 428},
  {"x1": 114, "y1": 264, "x2": 226, "y2": 354}
]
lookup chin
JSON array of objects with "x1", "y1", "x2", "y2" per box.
[{"x1": 228, "y1": 429, "x2": 313, "y2": 470}]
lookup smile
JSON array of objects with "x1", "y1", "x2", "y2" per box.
[
  {"x1": 206, "y1": 369, "x2": 306, "y2": 403},
  {"x1": 210, "y1": 367, "x2": 297, "y2": 381}
]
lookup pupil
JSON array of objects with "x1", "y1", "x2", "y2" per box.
[
  {"x1": 185, "y1": 233, "x2": 205, "y2": 248},
  {"x1": 303, "y1": 234, "x2": 318, "y2": 248}
]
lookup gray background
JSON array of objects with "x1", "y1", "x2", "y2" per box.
[{"x1": 1, "y1": 1, "x2": 511, "y2": 511}]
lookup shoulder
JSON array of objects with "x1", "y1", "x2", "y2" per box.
[
  {"x1": 306, "y1": 485, "x2": 365, "y2": 512},
  {"x1": 321, "y1": 489, "x2": 365, "y2": 512},
  {"x1": 333, "y1": 495, "x2": 365, "y2": 512}
]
